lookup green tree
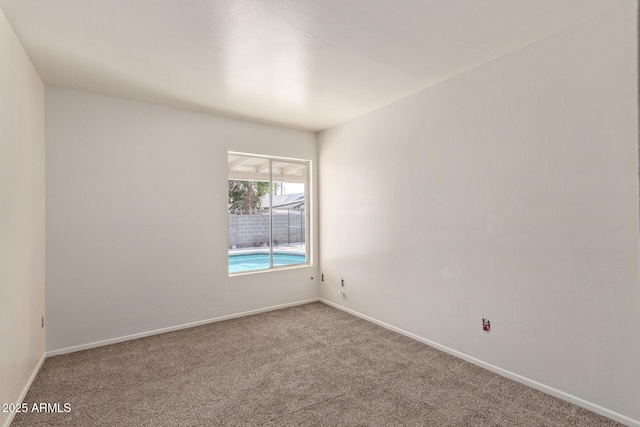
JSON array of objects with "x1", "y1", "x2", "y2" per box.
[{"x1": 228, "y1": 180, "x2": 269, "y2": 214}]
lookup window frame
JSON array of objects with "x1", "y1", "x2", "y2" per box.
[{"x1": 228, "y1": 151, "x2": 311, "y2": 276}]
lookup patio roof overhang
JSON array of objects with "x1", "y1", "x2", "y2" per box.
[{"x1": 228, "y1": 154, "x2": 306, "y2": 184}]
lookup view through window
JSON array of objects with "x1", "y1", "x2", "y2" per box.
[{"x1": 228, "y1": 152, "x2": 308, "y2": 274}]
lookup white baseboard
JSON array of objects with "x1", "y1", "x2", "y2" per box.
[
  {"x1": 2, "y1": 353, "x2": 46, "y2": 427},
  {"x1": 319, "y1": 299, "x2": 639, "y2": 427},
  {"x1": 46, "y1": 298, "x2": 319, "y2": 357}
]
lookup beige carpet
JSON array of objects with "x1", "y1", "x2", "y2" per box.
[{"x1": 12, "y1": 302, "x2": 621, "y2": 426}]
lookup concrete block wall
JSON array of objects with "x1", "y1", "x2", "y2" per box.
[{"x1": 229, "y1": 213, "x2": 305, "y2": 248}]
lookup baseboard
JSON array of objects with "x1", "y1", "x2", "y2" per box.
[
  {"x1": 46, "y1": 298, "x2": 319, "y2": 357},
  {"x1": 319, "y1": 299, "x2": 639, "y2": 427},
  {"x1": 2, "y1": 353, "x2": 46, "y2": 427}
]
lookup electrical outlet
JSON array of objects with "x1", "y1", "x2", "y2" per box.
[
  {"x1": 482, "y1": 318, "x2": 490, "y2": 333},
  {"x1": 341, "y1": 278, "x2": 344, "y2": 286}
]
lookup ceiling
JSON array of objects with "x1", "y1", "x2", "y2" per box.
[{"x1": 0, "y1": 0, "x2": 626, "y2": 131}]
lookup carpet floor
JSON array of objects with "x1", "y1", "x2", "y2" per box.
[{"x1": 11, "y1": 302, "x2": 621, "y2": 426}]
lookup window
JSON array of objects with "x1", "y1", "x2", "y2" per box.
[{"x1": 228, "y1": 152, "x2": 309, "y2": 274}]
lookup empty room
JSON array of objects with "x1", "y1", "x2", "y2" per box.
[{"x1": 2, "y1": 0, "x2": 639, "y2": 426}]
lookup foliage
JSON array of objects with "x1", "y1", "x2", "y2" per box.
[{"x1": 228, "y1": 180, "x2": 270, "y2": 214}]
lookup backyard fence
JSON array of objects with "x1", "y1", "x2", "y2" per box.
[{"x1": 229, "y1": 212, "x2": 305, "y2": 248}]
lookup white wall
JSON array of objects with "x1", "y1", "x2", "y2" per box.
[
  {"x1": 0, "y1": 8, "x2": 45, "y2": 427},
  {"x1": 45, "y1": 87, "x2": 318, "y2": 353},
  {"x1": 319, "y1": 3, "x2": 639, "y2": 424}
]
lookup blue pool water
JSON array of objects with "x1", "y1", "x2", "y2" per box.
[{"x1": 229, "y1": 252, "x2": 306, "y2": 273}]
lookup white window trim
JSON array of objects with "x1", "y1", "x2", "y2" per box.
[{"x1": 228, "y1": 151, "x2": 311, "y2": 276}]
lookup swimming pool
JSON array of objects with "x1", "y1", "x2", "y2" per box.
[{"x1": 229, "y1": 252, "x2": 306, "y2": 273}]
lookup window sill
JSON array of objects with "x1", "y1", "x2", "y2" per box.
[{"x1": 228, "y1": 262, "x2": 312, "y2": 277}]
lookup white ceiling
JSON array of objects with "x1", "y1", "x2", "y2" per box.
[{"x1": 0, "y1": 0, "x2": 627, "y2": 131}]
